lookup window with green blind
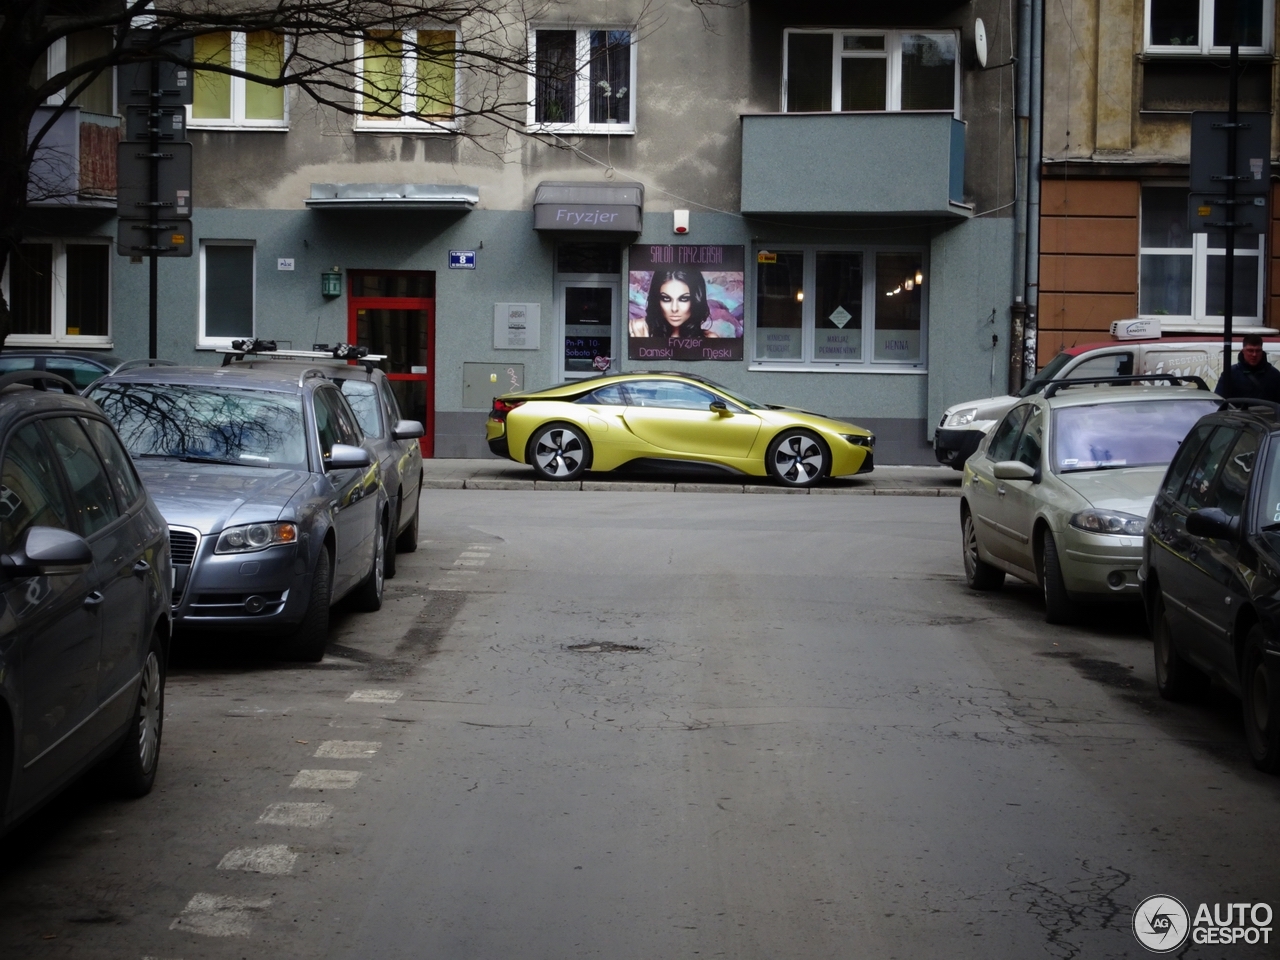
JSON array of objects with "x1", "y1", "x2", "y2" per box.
[
  {"x1": 359, "y1": 29, "x2": 458, "y2": 127},
  {"x1": 191, "y1": 31, "x2": 286, "y2": 126}
]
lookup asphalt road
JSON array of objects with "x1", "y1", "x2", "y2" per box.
[{"x1": 1, "y1": 489, "x2": 1277, "y2": 959}]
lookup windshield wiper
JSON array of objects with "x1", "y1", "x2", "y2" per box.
[
  {"x1": 135, "y1": 453, "x2": 240, "y2": 466},
  {"x1": 1260, "y1": 522, "x2": 1280, "y2": 532}
]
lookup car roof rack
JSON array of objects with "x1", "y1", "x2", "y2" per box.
[
  {"x1": 112, "y1": 358, "x2": 176, "y2": 374},
  {"x1": 0, "y1": 370, "x2": 79, "y2": 395},
  {"x1": 219, "y1": 340, "x2": 386, "y2": 374},
  {"x1": 1218, "y1": 397, "x2": 1280, "y2": 418},
  {"x1": 1042, "y1": 373, "x2": 1209, "y2": 399}
]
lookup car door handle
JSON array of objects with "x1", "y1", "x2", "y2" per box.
[
  {"x1": 133, "y1": 559, "x2": 151, "y2": 577},
  {"x1": 1189, "y1": 546, "x2": 1199, "y2": 561},
  {"x1": 83, "y1": 591, "x2": 105, "y2": 611},
  {"x1": 996, "y1": 484, "x2": 1007, "y2": 496}
]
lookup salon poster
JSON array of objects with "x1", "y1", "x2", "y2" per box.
[{"x1": 627, "y1": 245, "x2": 745, "y2": 361}]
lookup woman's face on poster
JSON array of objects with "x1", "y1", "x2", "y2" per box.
[{"x1": 659, "y1": 279, "x2": 693, "y2": 330}]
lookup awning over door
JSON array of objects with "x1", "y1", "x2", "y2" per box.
[
  {"x1": 307, "y1": 183, "x2": 479, "y2": 210},
  {"x1": 532, "y1": 181, "x2": 643, "y2": 232}
]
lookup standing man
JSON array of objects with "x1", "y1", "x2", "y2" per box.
[{"x1": 1215, "y1": 334, "x2": 1280, "y2": 401}]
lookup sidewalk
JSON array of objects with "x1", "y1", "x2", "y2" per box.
[{"x1": 422, "y1": 458, "x2": 963, "y2": 496}]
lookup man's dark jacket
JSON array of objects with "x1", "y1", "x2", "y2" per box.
[{"x1": 1215, "y1": 355, "x2": 1280, "y2": 401}]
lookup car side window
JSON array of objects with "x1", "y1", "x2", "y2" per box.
[
  {"x1": 578, "y1": 384, "x2": 627, "y2": 405},
  {"x1": 0, "y1": 422, "x2": 73, "y2": 551},
  {"x1": 1067, "y1": 352, "x2": 1134, "y2": 379},
  {"x1": 80, "y1": 417, "x2": 143, "y2": 510},
  {"x1": 1213, "y1": 431, "x2": 1259, "y2": 520},
  {"x1": 378, "y1": 377, "x2": 403, "y2": 423},
  {"x1": 314, "y1": 388, "x2": 360, "y2": 456},
  {"x1": 627, "y1": 380, "x2": 718, "y2": 410},
  {"x1": 46, "y1": 358, "x2": 105, "y2": 389},
  {"x1": 339, "y1": 381, "x2": 383, "y2": 439},
  {"x1": 986, "y1": 405, "x2": 1031, "y2": 462},
  {"x1": 43, "y1": 416, "x2": 119, "y2": 536},
  {"x1": 1162, "y1": 423, "x2": 1215, "y2": 499},
  {"x1": 1179, "y1": 427, "x2": 1239, "y2": 512},
  {"x1": 1013, "y1": 408, "x2": 1045, "y2": 468}
]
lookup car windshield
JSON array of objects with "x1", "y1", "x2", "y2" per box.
[
  {"x1": 336, "y1": 380, "x2": 382, "y2": 438},
  {"x1": 1018, "y1": 351, "x2": 1074, "y2": 398},
  {"x1": 1052, "y1": 398, "x2": 1220, "y2": 473},
  {"x1": 88, "y1": 382, "x2": 308, "y2": 468}
]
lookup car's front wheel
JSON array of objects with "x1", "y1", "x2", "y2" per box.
[
  {"x1": 528, "y1": 423, "x2": 591, "y2": 481},
  {"x1": 106, "y1": 633, "x2": 164, "y2": 798},
  {"x1": 395, "y1": 481, "x2": 420, "y2": 553},
  {"x1": 279, "y1": 546, "x2": 332, "y2": 662},
  {"x1": 1242, "y1": 625, "x2": 1280, "y2": 773},
  {"x1": 353, "y1": 516, "x2": 387, "y2": 613},
  {"x1": 962, "y1": 508, "x2": 1004, "y2": 590},
  {"x1": 1152, "y1": 593, "x2": 1207, "y2": 701},
  {"x1": 766, "y1": 430, "x2": 829, "y2": 488},
  {"x1": 1040, "y1": 531, "x2": 1076, "y2": 624}
]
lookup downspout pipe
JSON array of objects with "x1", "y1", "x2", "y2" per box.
[
  {"x1": 1025, "y1": 0, "x2": 1045, "y2": 381},
  {"x1": 1011, "y1": 0, "x2": 1033, "y2": 391}
]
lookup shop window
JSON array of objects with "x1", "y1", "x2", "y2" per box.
[
  {"x1": 2, "y1": 240, "x2": 111, "y2": 345},
  {"x1": 356, "y1": 29, "x2": 458, "y2": 129},
  {"x1": 752, "y1": 247, "x2": 926, "y2": 369},
  {"x1": 530, "y1": 28, "x2": 635, "y2": 132},
  {"x1": 1138, "y1": 185, "x2": 1264, "y2": 326},
  {"x1": 33, "y1": 30, "x2": 115, "y2": 114},
  {"x1": 783, "y1": 30, "x2": 959, "y2": 114},
  {"x1": 200, "y1": 242, "x2": 255, "y2": 347},
  {"x1": 191, "y1": 31, "x2": 287, "y2": 127},
  {"x1": 1146, "y1": 0, "x2": 1273, "y2": 53}
]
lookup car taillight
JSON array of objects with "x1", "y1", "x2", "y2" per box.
[{"x1": 491, "y1": 398, "x2": 525, "y2": 421}]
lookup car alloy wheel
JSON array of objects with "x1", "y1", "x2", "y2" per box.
[
  {"x1": 1242, "y1": 626, "x2": 1280, "y2": 772},
  {"x1": 530, "y1": 423, "x2": 589, "y2": 481},
  {"x1": 767, "y1": 430, "x2": 828, "y2": 487},
  {"x1": 136, "y1": 650, "x2": 162, "y2": 775},
  {"x1": 962, "y1": 509, "x2": 1004, "y2": 590}
]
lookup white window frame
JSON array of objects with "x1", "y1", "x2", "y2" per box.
[
  {"x1": 527, "y1": 26, "x2": 637, "y2": 134},
  {"x1": 0, "y1": 238, "x2": 113, "y2": 347},
  {"x1": 1144, "y1": 0, "x2": 1274, "y2": 54},
  {"x1": 749, "y1": 244, "x2": 929, "y2": 372},
  {"x1": 187, "y1": 31, "x2": 290, "y2": 130},
  {"x1": 198, "y1": 240, "x2": 256, "y2": 348},
  {"x1": 1138, "y1": 234, "x2": 1267, "y2": 327},
  {"x1": 781, "y1": 28, "x2": 961, "y2": 116},
  {"x1": 354, "y1": 27, "x2": 460, "y2": 132}
]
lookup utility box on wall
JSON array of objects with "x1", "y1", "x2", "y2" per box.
[{"x1": 463, "y1": 363, "x2": 524, "y2": 410}]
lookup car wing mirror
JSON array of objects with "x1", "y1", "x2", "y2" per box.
[
  {"x1": 992, "y1": 460, "x2": 1037, "y2": 481},
  {"x1": 326, "y1": 443, "x2": 372, "y2": 470},
  {"x1": 392, "y1": 419, "x2": 425, "y2": 441},
  {"x1": 2, "y1": 526, "x2": 92, "y2": 577},
  {"x1": 709, "y1": 401, "x2": 732, "y2": 417},
  {"x1": 1186, "y1": 507, "x2": 1239, "y2": 541}
]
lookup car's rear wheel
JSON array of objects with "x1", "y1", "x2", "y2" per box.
[
  {"x1": 1152, "y1": 594, "x2": 1208, "y2": 701},
  {"x1": 1040, "y1": 531, "x2": 1076, "y2": 625},
  {"x1": 106, "y1": 634, "x2": 164, "y2": 798},
  {"x1": 1242, "y1": 626, "x2": 1280, "y2": 773},
  {"x1": 962, "y1": 508, "x2": 1004, "y2": 590},
  {"x1": 766, "y1": 429, "x2": 829, "y2": 488},
  {"x1": 279, "y1": 546, "x2": 332, "y2": 662},
  {"x1": 352, "y1": 516, "x2": 387, "y2": 612},
  {"x1": 528, "y1": 423, "x2": 590, "y2": 481}
]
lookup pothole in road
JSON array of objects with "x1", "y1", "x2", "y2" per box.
[{"x1": 567, "y1": 642, "x2": 647, "y2": 653}]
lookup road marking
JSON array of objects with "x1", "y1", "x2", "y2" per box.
[
  {"x1": 346, "y1": 689, "x2": 402, "y2": 703},
  {"x1": 460, "y1": 551, "x2": 490, "y2": 558},
  {"x1": 454, "y1": 558, "x2": 485, "y2": 566},
  {"x1": 444, "y1": 569, "x2": 477, "y2": 575},
  {"x1": 315, "y1": 740, "x2": 381, "y2": 759},
  {"x1": 170, "y1": 893, "x2": 272, "y2": 937},
  {"x1": 290, "y1": 769, "x2": 362, "y2": 789},
  {"x1": 258, "y1": 802, "x2": 331, "y2": 827},
  {"x1": 217, "y1": 845, "x2": 297, "y2": 875}
]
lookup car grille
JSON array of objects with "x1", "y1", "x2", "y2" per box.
[
  {"x1": 189, "y1": 591, "x2": 287, "y2": 618},
  {"x1": 169, "y1": 529, "x2": 198, "y2": 565}
]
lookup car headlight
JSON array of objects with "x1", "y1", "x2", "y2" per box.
[
  {"x1": 215, "y1": 522, "x2": 298, "y2": 554},
  {"x1": 945, "y1": 408, "x2": 980, "y2": 428},
  {"x1": 1069, "y1": 510, "x2": 1146, "y2": 536},
  {"x1": 841, "y1": 434, "x2": 874, "y2": 448}
]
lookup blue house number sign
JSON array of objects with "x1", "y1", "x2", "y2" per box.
[{"x1": 449, "y1": 250, "x2": 476, "y2": 270}]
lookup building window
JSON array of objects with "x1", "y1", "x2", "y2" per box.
[
  {"x1": 356, "y1": 29, "x2": 458, "y2": 129},
  {"x1": 752, "y1": 246, "x2": 926, "y2": 369},
  {"x1": 1146, "y1": 0, "x2": 1273, "y2": 53},
  {"x1": 190, "y1": 31, "x2": 287, "y2": 128},
  {"x1": 2, "y1": 240, "x2": 111, "y2": 345},
  {"x1": 34, "y1": 30, "x2": 115, "y2": 114},
  {"x1": 1139, "y1": 186, "x2": 1265, "y2": 324},
  {"x1": 529, "y1": 29, "x2": 635, "y2": 132},
  {"x1": 783, "y1": 30, "x2": 959, "y2": 114},
  {"x1": 200, "y1": 242, "x2": 255, "y2": 346}
]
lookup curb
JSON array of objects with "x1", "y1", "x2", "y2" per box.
[{"x1": 424, "y1": 477, "x2": 960, "y2": 497}]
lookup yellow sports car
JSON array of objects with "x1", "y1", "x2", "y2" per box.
[{"x1": 485, "y1": 372, "x2": 874, "y2": 487}]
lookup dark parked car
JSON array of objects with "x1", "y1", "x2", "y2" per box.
[
  {"x1": 0, "y1": 371, "x2": 171, "y2": 834},
  {"x1": 87, "y1": 363, "x2": 388, "y2": 662},
  {"x1": 1143, "y1": 398, "x2": 1280, "y2": 772},
  {"x1": 0, "y1": 350, "x2": 125, "y2": 390},
  {"x1": 224, "y1": 345, "x2": 424, "y2": 576}
]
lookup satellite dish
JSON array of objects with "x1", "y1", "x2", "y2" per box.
[{"x1": 975, "y1": 18, "x2": 989, "y2": 68}]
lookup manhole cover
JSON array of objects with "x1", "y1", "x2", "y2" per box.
[{"x1": 567, "y1": 642, "x2": 646, "y2": 653}]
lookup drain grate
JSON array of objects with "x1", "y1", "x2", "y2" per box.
[{"x1": 568, "y1": 642, "x2": 646, "y2": 653}]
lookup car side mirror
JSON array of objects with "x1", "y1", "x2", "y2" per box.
[
  {"x1": 709, "y1": 401, "x2": 732, "y2": 417},
  {"x1": 993, "y1": 460, "x2": 1037, "y2": 482},
  {"x1": 392, "y1": 419, "x2": 425, "y2": 441},
  {"x1": 1186, "y1": 507, "x2": 1239, "y2": 541},
  {"x1": 1, "y1": 526, "x2": 92, "y2": 577},
  {"x1": 326, "y1": 443, "x2": 372, "y2": 470}
]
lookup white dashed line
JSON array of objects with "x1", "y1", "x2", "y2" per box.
[
  {"x1": 170, "y1": 893, "x2": 272, "y2": 937},
  {"x1": 315, "y1": 740, "x2": 381, "y2": 759},
  {"x1": 217, "y1": 844, "x2": 297, "y2": 875},
  {"x1": 290, "y1": 769, "x2": 362, "y2": 789},
  {"x1": 454, "y1": 558, "x2": 485, "y2": 566},
  {"x1": 429, "y1": 584, "x2": 467, "y2": 591},
  {"x1": 444, "y1": 569, "x2": 477, "y2": 575},
  {"x1": 459, "y1": 551, "x2": 490, "y2": 558},
  {"x1": 258, "y1": 802, "x2": 332, "y2": 827},
  {"x1": 346, "y1": 689, "x2": 402, "y2": 703}
]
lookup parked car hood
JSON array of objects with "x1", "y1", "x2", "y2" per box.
[
  {"x1": 133, "y1": 460, "x2": 309, "y2": 534},
  {"x1": 1056, "y1": 465, "x2": 1166, "y2": 515}
]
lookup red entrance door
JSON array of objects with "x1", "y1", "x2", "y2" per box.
[{"x1": 347, "y1": 271, "x2": 435, "y2": 457}]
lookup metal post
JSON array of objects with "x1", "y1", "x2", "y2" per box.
[
  {"x1": 1223, "y1": 34, "x2": 1239, "y2": 375},
  {"x1": 1011, "y1": 0, "x2": 1033, "y2": 392},
  {"x1": 148, "y1": 56, "x2": 159, "y2": 360}
]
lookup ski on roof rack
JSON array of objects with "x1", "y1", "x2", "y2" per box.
[{"x1": 219, "y1": 341, "x2": 386, "y2": 369}]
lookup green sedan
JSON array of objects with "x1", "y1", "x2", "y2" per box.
[{"x1": 960, "y1": 381, "x2": 1219, "y2": 622}]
